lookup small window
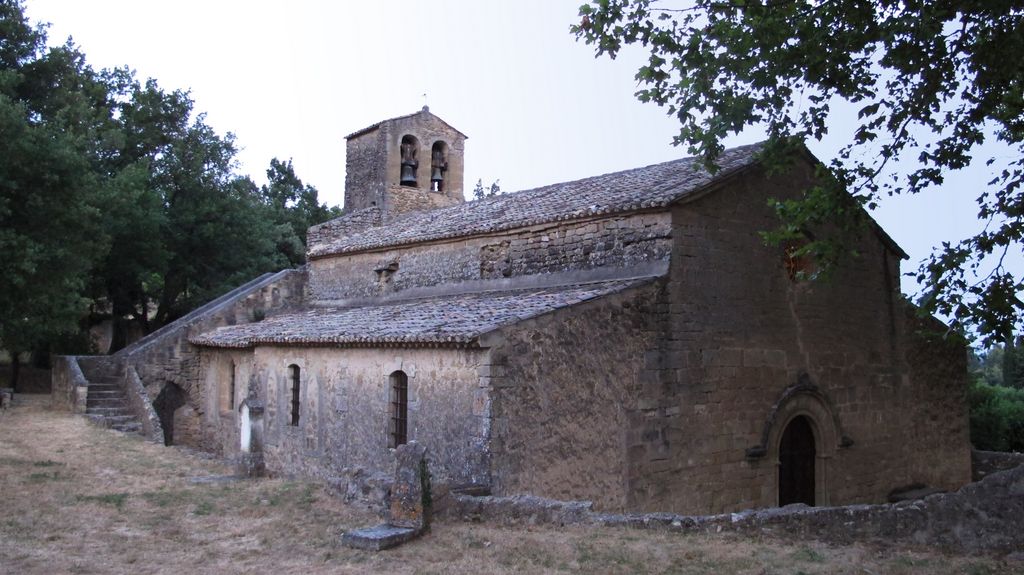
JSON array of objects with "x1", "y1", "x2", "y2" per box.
[
  {"x1": 400, "y1": 135, "x2": 419, "y2": 186},
  {"x1": 289, "y1": 364, "x2": 301, "y2": 426},
  {"x1": 228, "y1": 361, "x2": 236, "y2": 410},
  {"x1": 389, "y1": 370, "x2": 408, "y2": 447}
]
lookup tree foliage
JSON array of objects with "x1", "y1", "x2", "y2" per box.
[
  {"x1": 968, "y1": 380, "x2": 1024, "y2": 451},
  {"x1": 573, "y1": 0, "x2": 1024, "y2": 344},
  {"x1": 0, "y1": 2, "x2": 106, "y2": 373},
  {"x1": 0, "y1": 0, "x2": 340, "y2": 369},
  {"x1": 472, "y1": 178, "x2": 502, "y2": 200}
]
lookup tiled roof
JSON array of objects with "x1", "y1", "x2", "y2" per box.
[
  {"x1": 310, "y1": 142, "x2": 764, "y2": 258},
  {"x1": 190, "y1": 277, "x2": 655, "y2": 349}
]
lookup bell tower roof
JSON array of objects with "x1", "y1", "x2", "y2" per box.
[{"x1": 345, "y1": 106, "x2": 468, "y2": 141}]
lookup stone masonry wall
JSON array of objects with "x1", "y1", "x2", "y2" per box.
[
  {"x1": 343, "y1": 109, "x2": 466, "y2": 213},
  {"x1": 306, "y1": 207, "x2": 382, "y2": 251},
  {"x1": 344, "y1": 128, "x2": 387, "y2": 212},
  {"x1": 382, "y1": 111, "x2": 465, "y2": 206},
  {"x1": 308, "y1": 212, "x2": 671, "y2": 302},
  {"x1": 127, "y1": 269, "x2": 307, "y2": 449},
  {"x1": 903, "y1": 308, "x2": 972, "y2": 490},
  {"x1": 486, "y1": 281, "x2": 667, "y2": 511},
  {"x1": 623, "y1": 162, "x2": 970, "y2": 515},
  {"x1": 200, "y1": 345, "x2": 490, "y2": 489}
]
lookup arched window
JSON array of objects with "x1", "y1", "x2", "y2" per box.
[
  {"x1": 430, "y1": 141, "x2": 448, "y2": 192},
  {"x1": 289, "y1": 364, "x2": 301, "y2": 427},
  {"x1": 389, "y1": 370, "x2": 408, "y2": 447},
  {"x1": 399, "y1": 135, "x2": 419, "y2": 186}
]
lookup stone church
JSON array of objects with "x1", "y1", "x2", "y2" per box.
[{"x1": 56, "y1": 107, "x2": 971, "y2": 515}]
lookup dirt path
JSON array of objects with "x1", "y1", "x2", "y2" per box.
[{"x1": 0, "y1": 395, "x2": 1019, "y2": 574}]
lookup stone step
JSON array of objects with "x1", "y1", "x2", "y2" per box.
[
  {"x1": 87, "y1": 384, "x2": 121, "y2": 393},
  {"x1": 112, "y1": 422, "x2": 142, "y2": 433},
  {"x1": 86, "y1": 407, "x2": 131, "y2": 417},
  {"x1": 85, "y1": 399, "x2": 126, "y2": 407},
  {"x1": 87, "y1": 395, "x2": 127, "y2": 405},
  {"x1": 91, "y1": 375, "x2": 123, "y2": 385}
]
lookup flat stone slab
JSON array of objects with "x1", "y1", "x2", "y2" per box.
[
  {"x1": 188, "y1": 474, "x2": 246, "y2": 484},
  {"x1": 341, "y1": 524, "x2": 420, "y2": 551}
]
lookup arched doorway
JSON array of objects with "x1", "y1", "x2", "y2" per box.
[
  {"x1": 778, "y1": 415, "x2": 816, "y2": 506},
  {"x1": 153, "y1": 382, "x2": 187, "y2": 446}
]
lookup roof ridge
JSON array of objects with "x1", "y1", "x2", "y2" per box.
[{"x1": 309, "y1": 141, "x2": 766, "y2": 259}]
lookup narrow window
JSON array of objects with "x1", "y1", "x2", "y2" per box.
[
  {"x1": 389, "y1": 370, "x2": 408, "y2": 447},
  {"x1": 289, "y1": 364, "x2": 301, "y2": 426},
  {"x1": 228, "y1": 361, "x2": 236, "y2": 410},
  {"x1": 400, "y1": 135, "x2": 419, "y2": 186},
  {"x1": 430, "y1": 141, "x2": 447, "y2": 192}
]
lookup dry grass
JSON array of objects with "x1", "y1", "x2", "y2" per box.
[{"x1": 0, "y1": 395, "x2": 1020, "y2": 575}]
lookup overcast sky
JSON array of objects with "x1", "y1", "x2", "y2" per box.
[{"x1": 23, "y1": 0, "x2": 1021, "y2": 300}]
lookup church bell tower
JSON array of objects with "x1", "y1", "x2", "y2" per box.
[{"x1": 343, "y1": 106, "x2": 466, "y2": 216}]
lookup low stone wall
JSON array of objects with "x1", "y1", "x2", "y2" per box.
[
  {"x1": 127, "y1": 367, "x2": 164, "y2": 443},
  {"x1": 51, "y1": 356, "x2": 88, "y2": 413},
  {"x1": 973, "y1": 449, "x2": 1024, "y2": 481},
  {"x1": 443, "y1": 463, "x2": 1024, "y2": 554}
]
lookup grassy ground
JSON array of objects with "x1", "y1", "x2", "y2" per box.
[{"x1": 0, "y1": 395, "x2": 1020, "y2": 575}]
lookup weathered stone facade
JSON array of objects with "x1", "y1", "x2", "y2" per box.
[
  {"x1": 343, "y1": 107, "x2": 466, "y2": 215},
  {"x1": 177, "y1": 110, "x2": 969, "y2": 515}
]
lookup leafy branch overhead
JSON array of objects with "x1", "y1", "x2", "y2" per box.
[{"x1": 573, "y1": 0, "x2": 1024, "y2": 345}]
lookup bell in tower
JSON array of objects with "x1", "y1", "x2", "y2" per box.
[
  {"x1": 342, "y1": 106, "x2": 467, "y2": 215},
  {"x1": 400, "y1": 135, "x2": 419, "y2": 186},
  {"x1": 431, "y1": 141, "x2": 447, "y2": 192}
]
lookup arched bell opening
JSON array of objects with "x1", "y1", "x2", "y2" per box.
[
  {"x1": 430, "y1": 141, "x2": 448, "y2": 192},
  {"x1": 778, "y1": 415, "x2": 817, "y2": 506},
  {"x1": 400, "y1": 135, "x2": 419, "y2": 186}
]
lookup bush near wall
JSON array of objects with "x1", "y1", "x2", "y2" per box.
[{"x1": 969, "y1": 381, "x2": 1024, "y2": 452}]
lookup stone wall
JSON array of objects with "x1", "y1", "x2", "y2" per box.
[
  {"x1": 384, "y1": 184, "x2": 464, "y2": 218},
  {"x1": 486, "y1": 281, "x2": 667, "y2": 511},
  {"x1": 51, "y1": 355, "x2": 88, "y2": 413},
  {"x1": 382, "y1": 111, "x2": 465, "y2": 206},
  {"x1": 443, "y1": 463, "x2": 1024, "y2": 555},
  {"x1": 343, "y1": 109, "x2": 466, "y2": 213},
  {"x1": 308, "y1": 212, "x2": 671, "y2": 302},
  {"x1": 344, "y1": 127, "x2": 387, "y2": 212},
  {"x1": 903, "y1": 308, "x2": 972, "y2": 491},
  {"x1": 199, "y1": 345, "x2": 490, "y2": 490},
  {"x1": 306, "y1": 207, "x2": 382, "y2": 251},
  {"x1": 616, "y1": 162, "x2": 972, "y2": 514},
  {"x1": 117, "y1": 269, "x2": 307, "y2": 448}
]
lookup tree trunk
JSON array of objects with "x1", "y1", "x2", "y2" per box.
[{"x1": 10, "y1": 352, "x2": 21, "y2": 393}]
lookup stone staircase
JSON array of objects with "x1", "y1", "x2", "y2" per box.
[{"x1": 80, "y1": 363, "x2": 142, "y2": 434}]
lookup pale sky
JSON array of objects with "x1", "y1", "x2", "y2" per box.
[{"x1": 22, "y1": 0, "x2": 1022, "y2": 302}]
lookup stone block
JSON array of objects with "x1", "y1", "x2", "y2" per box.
[
  {"x1": 389, "y1": 442, "x2": 430, "y2": 530},
  {"x1": 341, "y1": 524, "x2": 420, "y2": 551}
]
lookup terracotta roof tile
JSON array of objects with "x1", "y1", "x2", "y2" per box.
[
  {"x1": 190, "y1": 278, "x2": 655, "y2": 349},
  {"x1": 310, "y1": 142, "x2": 763, "y2": 258}
]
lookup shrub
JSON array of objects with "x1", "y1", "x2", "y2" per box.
[{"x1": 968, "y1": 381, "x2": 1024, "y2": 452}]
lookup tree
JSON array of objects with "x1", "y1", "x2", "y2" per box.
[
  {"x1": 259, "y1": 158, "x2": 341, "y2": 266},
  {"x1": 472, "y1": 178, "x2": 502, "y2": 200},
  {"x1": 573, "y1": 0, "x2": 1024, "y2": 345},
  {"x1": 0, "y1": 1, "x2": 109, "y2": 386}
]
